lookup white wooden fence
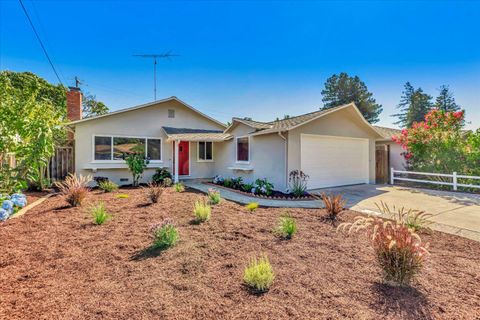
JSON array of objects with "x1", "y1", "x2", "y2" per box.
[{"x1": 391, "y1": 168, "x2": 480, "y2": 191}]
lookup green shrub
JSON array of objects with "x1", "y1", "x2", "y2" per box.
[
  {"x1": 98, "y1": 180, "x2": 119, "y2": 193},
  {"x1": 163, "y1": 177, "x2": 173, "y2": 187},
  {"x1": 193, "y1": 198, "x2": 211, "y2": 222},
  {"x1": 124, "y1": 146, "x2": 149, "y2": 187},
  {"x1": 151, "y1": 219, "x2": 179, "y2": 250},
  {"x1": 90, "y1": 202, "x2": 111, "y2": 225},
  {"x1": 274, "y1": 213, "x2": 297, "y2": 239},
  {"x1": 55, "y1": 173, "x2": 92, "y2": 207},
  {"x1": 116, "y1": 193, "x2": 129, "y2": 199},
  {"x1": 241, "y1": 183, "x2": 254, "y2": 193},
  {"x1": 223, "y1": 178, "x2": 233, "y2": 188},
  {"x1": 231, "y1": 177, "x2": 243, "y2": 190},
  {"x1": 174, "y1": 182, "x2": 185, "y2": 193},
  {"x1": 152, "y1": 168, "x2": 172, "y2": 185},
  {"x1": 243, "y1": 255, "x2": 275, "y2": 292},
  {"x1": 253, "y1": 178, "x2": 274, "y2": 195},
  {"x1": 245, "y1": 202, "x2": 259, "y2": 212},
  {"x1": 207, "y1": 188, "x2": 221, "y2": 205}
]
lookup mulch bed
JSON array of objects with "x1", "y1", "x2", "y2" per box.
[
  {"x1": 24, "y1": 190, "x2": 51, "y2": 205},
  {"x1": 205, "y1": 182, "x2": 314, "y2": 200},
  {"x1": 0, "y1": 188, "x2": 479, "y2": 319}
]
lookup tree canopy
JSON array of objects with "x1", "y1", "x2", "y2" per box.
[
  {"x1": 393, "y1": 82, "x2": 433, "y2": 128},
  {"x1": 82, "y1": 92, "x2": 109, "y2": 118},
  {"x1": 434, "y1": 85, "x2": 461, "y2": 112},
  {"x1": 320, "y1": 72, "x2": 383, "y2": 123}
]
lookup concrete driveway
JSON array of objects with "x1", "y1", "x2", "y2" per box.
[{"x1": 313, "y1": 184, "x2": 480, "y2": 242}]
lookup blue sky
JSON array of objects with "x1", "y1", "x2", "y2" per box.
[{"x1": 1, "y1": 0, "x2": 479, "y2": 129}]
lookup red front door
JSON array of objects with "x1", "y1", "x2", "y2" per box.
[{"x1": 175, "y1": 141, "x2": 189, "y2": 176}]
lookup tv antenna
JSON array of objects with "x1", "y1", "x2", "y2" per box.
[{"x1": 133, "y1": 52, "x2": 179, "y2": 101}]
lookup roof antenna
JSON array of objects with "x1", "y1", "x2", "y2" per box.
[{"x1": 133, "y1": 52, "x2": 179, "y2": 101}]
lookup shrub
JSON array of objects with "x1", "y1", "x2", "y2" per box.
[
  {"x1": 320, "y1": 193, "x2": 346, "y2": 221},
  {"x1": 274, "y1": 213, "x2": 297, "y2": 239},
  {"x1": 376, "y1": 201, "x2": 432, "y2": 232},
  {"x1": 207, "y1": 188, "x2": 221, "y2": 205},
  {"x1": 241, "y1": 183, "x2": 254, "y2": 193},
  {"x1": 243, "y1": 255, "x2": 275, "y2": 292},
  {"x1": 151, "y1": 218, "x2": 179, "y2": 250},
  {"x1": 90, "y1": 202, "x2": 111, "y2": 225},
  {"x1": 93, "y1": 176, "x2": 108, "y2": 184},
  {"x1": 116, "y1": 193, "x2": 129, "y2": 199},
  {"x1": 143, "y1": 183, "x2": 164, "y2": 203},
  {"x1": 289, "y1": 170, "x2": 309, "y2": 197},
  {"x1": 152, "y1": 168, "x2": 172, "y2": 185},
  {"x1": 338, "y1": 216, "x2": 429, "y2": 286},
  {"x1": 193, "y1": 198, "x2": 211, "y2": 222},
  {"x1": 231, "y1": 177, "x2": 243, "y2": 190},
  {"x1": 98, "y1": 180, "x2": 118, "y2": 193},
  {"x1": 174, "y1": 182, "x2": 185, "y2": 193},
  {"x1": 245, "y1": 202, "x2": 259, "y2": 212},
  {"x1": 124, "y1": 146, "x2": 149, "y2": 187},
  {"x1": 252, "y1": 178, "x2": 274, "y2": 196},
  {"x1": 223, "y1": 178, "x2": 233, "y2": 188},
  {"x1": 213, "y1": 175, "x2": 224, "y2": 185},
  {"x1": 163, "y1": 177, "x2": 173, "y2": 187},
  {"x1": 55, "y1": 173, "x2": 92, "y2": 207}
]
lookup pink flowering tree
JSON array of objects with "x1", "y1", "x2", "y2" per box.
[{"x1": 392, "y1": 109, "x2": 480, "y2": 177}]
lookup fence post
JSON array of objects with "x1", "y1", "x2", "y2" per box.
[
  {"x1": 453, "y1": 172, "x2": 457, "y2": 191},
  {"x1": 390, "y1": 167, "x2": 394, "y2": 185}
]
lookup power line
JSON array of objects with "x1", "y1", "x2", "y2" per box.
[{"x1": 18, "y1": 0, "x2": 63, "y2": 85}]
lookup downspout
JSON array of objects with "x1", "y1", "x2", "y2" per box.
[{"x1": 278, "y1": 131, "x2": 288, "y2": 192}]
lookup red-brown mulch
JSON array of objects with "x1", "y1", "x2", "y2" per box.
[
  {"x1": 24, "y1": 191, "x2": 51, "y2": 205},
  {"x1": 0, "y1": 188, "x2": 479, "y2": 319}
]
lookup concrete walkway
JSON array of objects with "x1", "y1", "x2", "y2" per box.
[
  {"x1": 185, "y1": 180, "x2": 480, "y2": 242},
  {"x1": 183, "y1": 180, "x2": 321, "y2": 208}
]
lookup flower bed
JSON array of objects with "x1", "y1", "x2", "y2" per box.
[
  {"x1": 0, "y1": 193, "x2": 27, "y2": 221},
  {"x1": 209, "y1": 175, "x2": 314, "y2": 200}
]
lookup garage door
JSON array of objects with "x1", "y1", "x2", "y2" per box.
[{"x1": 300, "y1": 134, "x2": 369, "y2": 189}]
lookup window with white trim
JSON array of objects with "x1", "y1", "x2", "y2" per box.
[
  {"x1": 198, "y1": 141, "x2": 213, "y2": 161},
  {"x1": 236, "y1": 136, "x2": 249, "y2": 162},
  {"x1": 93, "y1": 136, "x2": 162, "y2": 161}
]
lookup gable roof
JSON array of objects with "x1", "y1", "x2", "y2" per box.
[
  {"x1": 68, "y1": 96, "x2": 227, "y2": 128},
  {"x1": 162, "y1": 127, "x2": 232, "y2": 142}
]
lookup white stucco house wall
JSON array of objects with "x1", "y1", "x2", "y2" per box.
[{"x1": 68, "y1": 92, "x2": 391, "y2": 191}]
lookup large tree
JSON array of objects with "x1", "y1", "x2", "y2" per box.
[
  {"x1": 393, "y1": 82, "x2": 433, "y2": 128},
  {"x1": 434, "y1": 85, "x2": 460, "y2": 112},
  {"x1": 321, "y1": 72, "x2": 383, "y2": 123},
  {"x1": 82, "y1": 92, "x2": 109, "y2": 118}
]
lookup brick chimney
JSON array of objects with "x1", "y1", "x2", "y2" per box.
[{"x1": 67, "y1": 86, "x2": 82, "y2": 121}]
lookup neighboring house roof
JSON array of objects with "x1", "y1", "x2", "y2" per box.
[
  {"x1": 67, "y1": 96, "x2": 227, "y2": 128},
  {"x1": 374, "y1": 125, "x2": 401, "y2": 141},
  {"x1": 162, "y1": 127, "x2": 232, "y2": 142}
]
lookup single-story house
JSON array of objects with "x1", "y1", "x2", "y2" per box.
[{"x1": 67, "y1": 87, "x2": 404, "y2": 191}]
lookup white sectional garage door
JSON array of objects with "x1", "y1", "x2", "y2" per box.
[{"x1": 300, "y1": 134, "x2": 369, "y2": 189}]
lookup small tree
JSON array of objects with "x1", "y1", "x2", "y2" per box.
[
  {"x1": 434, "y1": 85, "x2": 460, "y2": 112},
  {"x1": 393, "y1": 82, "x2": 433, "y2": 128},
  {"x1": 124, "y1": 146, "x2": 149, "y2": 187}
]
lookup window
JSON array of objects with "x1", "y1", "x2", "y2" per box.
[
  {"x1": 168, "y1": 109, "x2": 175, "y2": 118},
  {"x1": 198, "y1": 141, "x2": 213, "y2": 161},
  {"x1": 93, "y1": 136, "x2": 162, "y2": 162},
  {"x1": 94, "y1": 136, "x2": 112, "y2": 160},
  {"x1": 236, "y1": 137, "x2": 249, "y2": 162}
]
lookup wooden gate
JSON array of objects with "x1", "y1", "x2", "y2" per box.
[
  {"x1": 375, "y1": 145, "x2": 389, "y2": 184},
  {"x1": 48, "y1": 147, "x2": 74, "y2": 182}
]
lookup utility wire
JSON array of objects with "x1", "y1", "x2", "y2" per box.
[{"x1": 18, "y1": 0, "x2": 63, "y2": 85}]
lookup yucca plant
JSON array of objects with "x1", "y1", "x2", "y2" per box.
[
  {"x1": 376, "y1": 201, "x2": 432, "y2": 232},
  {"x1": 90, "y1": 202, "x2": 111, "y2": 225},
  {"x1": 245, "y1": 202, "x2": 259, "y2": 213},
  {"x1": 320, "y1": 193, "x2": 346, "y2": 222},
  {"x1": 338, "y1": 216, "x2": 429, "y2": 286},
  {"x1": 98, "y1": 180, "x2": 118, "y2": 193},
  {"x1": 207, "y1": 188, "x2": 221, "y2": 205},
  {"x1": 143, "y1": 182, "x2": 164, "y2": 203},
  {"x1": 55, "y1": 173, "x2": 92, "y2": 207},
  {"x1": 243, "y1": 254, "x2": 275, "y2": 292},
  {"x1": 151, "y1": 218, "x2": 179, "y2": 250},
  {"x1": 193, "y1": 198, "x2": 211, "y2": 222},
  {"x1": 273, "y1": 213, "x2": 297, "y2": 239},
  {"x1": 174, "y1": 182, "x2": 185, "y2": 193}
]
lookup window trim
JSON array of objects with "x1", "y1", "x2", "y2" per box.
[
  {"x1": 235, "y1": 136, "x2": 250, "y2": 164},
  {"x1": 197, "y1": 141, "x2": 214, "y2": 162},
  {"x1": 92, "y1": 134, "x2": 163, "y2": 163}
]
